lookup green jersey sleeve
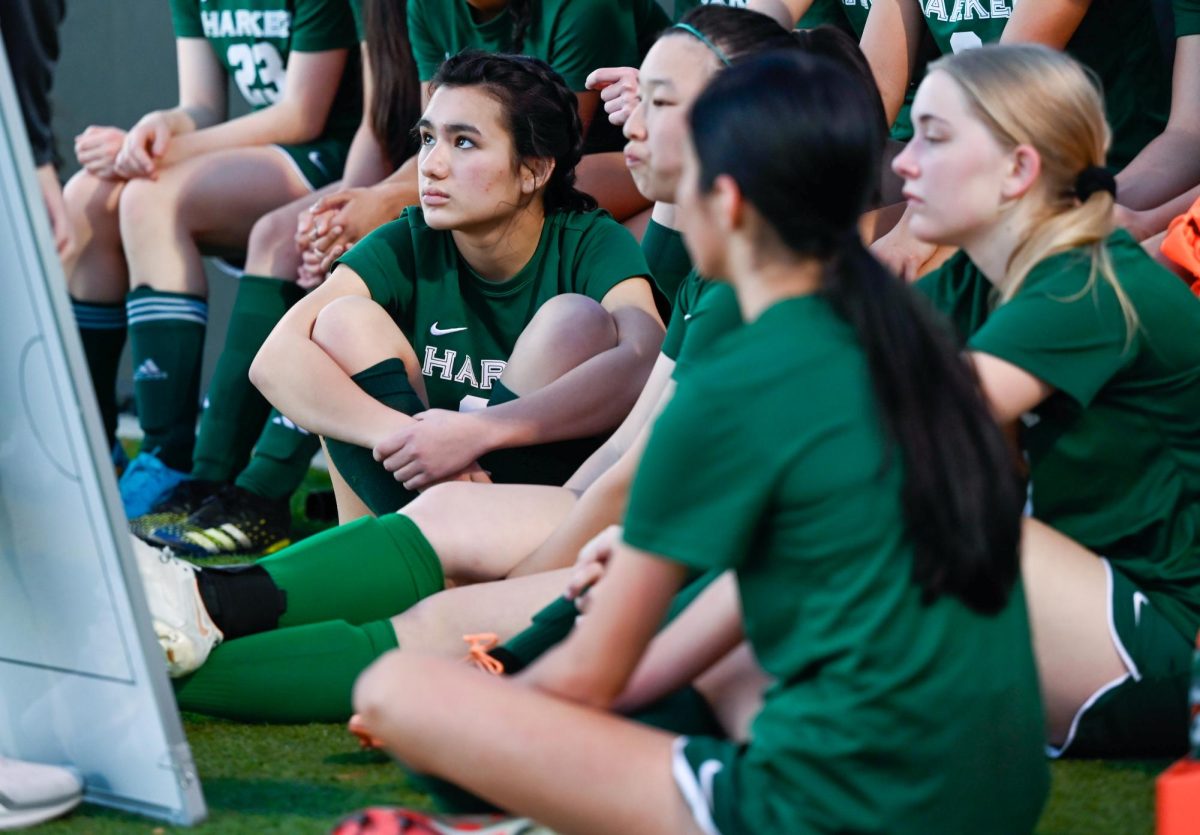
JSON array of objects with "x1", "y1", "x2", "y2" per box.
[
  {"x1": 967, "y1": 251, "x2": 1131, "y2": 408},
  {"x1": 640, "y1": 219, "x2": 692, "y2": 304},
  {"x1": 624, "y1": 373, "x2": 775, "y2": 571},
  {"x1": 291, "y1": 0, "x2": 358, "y2": 52},
  {"x1": 661, "y1": 270, "x2": 703, "y2": 362},
  {"x1": 570, "y1": 214, "x2": 652, "y2": 302},
  {"x1": 348, "y1": 0, "x2": 364, "y2": 41},
  {"x1": 333, "y1": 210, "x2": 419, "y2": 322},
  {"x1": 407, "y1": 0, "x2": 443, "y2": 81},
  {"x1": 1176, "y1": 0, "x2": 1200, "y2": 36},
  {"x1": 169, "y1": 0, "x2": 204, "y2": 38}
]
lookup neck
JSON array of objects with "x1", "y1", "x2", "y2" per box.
[
  {"x1": 961, "y1": 204, "x2": 1040, "y2": 289},
  {"x1": 452, "y1": 203, "x2": 546, "y2": 281},
  {"x1": 732, "y1": 253, "x2": 825, "y2": 322}
]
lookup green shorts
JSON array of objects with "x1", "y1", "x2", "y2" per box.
[
  {"x1": 1050, "y1": 559, "x2": 1192, "y2": 758},
  {"x1": 274, "y1": 137, "x2": 350, "y2": 190},
  {"x1": 673, "y1": 735, "x2": 744, "y2": 835}
]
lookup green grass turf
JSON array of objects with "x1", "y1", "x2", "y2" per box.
[{"x1": 62, "y1": 458, "x2": 1163, "y2": 833}]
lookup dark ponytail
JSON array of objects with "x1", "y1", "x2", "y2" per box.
[
  {"x1": 689, "y1": 52, "x2": 1023, "y2": 614},
  {"x1": 431, "y1": 51, "x2": 596, "y2": 214},
  {"x1": 364, "y1": 0, "x2": 421, "y2": 169}
]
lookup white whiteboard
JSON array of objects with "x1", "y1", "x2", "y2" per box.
[{"x1": 0, "y1": 42, "x2": 206, "y2": 826}]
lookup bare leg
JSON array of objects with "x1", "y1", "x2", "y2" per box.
[
  {"x1": 498, "y1": 293, "x2": 619, "y2": 396},
  {"x1": 1020, "y1": 517, "x2": 1128, "y2": 745},
  {"x1": 321, "y1": 438, "x2": 373, "y2": 524},
  {"x1": 403, "y1": 482, "x2": 578, "y2": 583},
  {"x1": 244, "y1": 182, "x2": 340, "y2": 278},
  {"x1": 62, "y1": 171, "x2": 128, "y2": 300},
  {"x1": 118, "y1": 147, "x2": 311, "y2": 294},
  {"x1": 390, "y1": 569, "x2": 572, "y2": 657},
  {"x1": 355, "y1": 653, "x2": 704, "y2": 835}
]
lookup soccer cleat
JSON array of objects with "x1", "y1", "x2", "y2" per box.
[
  {"x1": 118, "y1": 452, "x2": 190, "y2": 519},
  {"x1": 149, "y1": 485, "x2": 291, "y2": 558},
  {"x1": 331, "y1": 808, "x2": 554, "y2": 835},
  {"x1": 0, "y1": 757, "x2": 83, "y2": 830},
  {"x1": 128, "y1": 479, "x2": 220, "y2": 543},
  {"x1": 129, "y1": 536, "x2": 222, "y2": 677}
]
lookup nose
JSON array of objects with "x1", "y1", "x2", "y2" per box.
[
  {"x1": 623, "y1": 97, "x2": 647, "y2": 142},
  {"x1": 891, "y1": 139, "x2": 917, "y2": 180},
  {"x1": 420, "y1": 138, "x2": 449, "y2": 179}
]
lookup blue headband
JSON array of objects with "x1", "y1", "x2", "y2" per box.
[{"x1": 670, "y1": 23, "x2": 732, "y2": 67}]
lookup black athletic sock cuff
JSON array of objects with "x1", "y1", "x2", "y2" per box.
[
  {"x1": 351, "y1": 358, "x2": 415, "y2": 399},
  {"x1": 197, "y1": 564, "x2": 288, "y2": 640}
]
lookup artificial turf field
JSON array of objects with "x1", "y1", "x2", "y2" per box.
[{"x1": 45, "y1": 464, "x2": 1166, "y2": 834}]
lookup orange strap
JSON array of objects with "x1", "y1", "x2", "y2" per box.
[{"x1": 462, "y1": 632, "x2": 505, "y2": 676}]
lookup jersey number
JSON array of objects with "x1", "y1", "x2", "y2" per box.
[
  {"x1": 948, "y1": 32, "x2": 984, "y2": 53},
  {"x1": 227, "y1": 43, "x2": 286, "y2": 106}
]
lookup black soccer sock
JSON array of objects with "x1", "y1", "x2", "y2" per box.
[
  {"x1": 71, "y1": 298, "x2": 127, "y2": 447},
  {"x1": 324, "y1": 358, "x2": 425, "y2": 515}
]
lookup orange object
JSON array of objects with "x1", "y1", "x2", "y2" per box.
[
  {"x1": 1157, "y1": 757, "x2": 1200, "y2": 834},
  {"x1": 1161, "y1": 198, "x2": 1200, "y2": 297},
  {"x1": 462, "y1": 632, "x2": 505, "y2": 675}
]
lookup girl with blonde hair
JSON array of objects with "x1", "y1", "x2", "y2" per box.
[{"x1": 904, "y1": 44, "x2": 1200, "y2": 757}]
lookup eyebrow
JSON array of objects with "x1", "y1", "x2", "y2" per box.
[
  {"x1": 915, "y1": 114, "x2": 950, "y2": 127},
  {"x1": 416, "y1": 118, "x2": 483, "y2": 136},
  {"x1": 639, "y1": 77, "x2": 674, "y2": 91}
]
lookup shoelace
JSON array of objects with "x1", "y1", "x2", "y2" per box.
[{"x1": 462, "y1": 633, "x2": 504, "y2": 675}]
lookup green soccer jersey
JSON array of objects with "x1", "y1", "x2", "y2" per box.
[
  {"x1": 660, "y1": 269, "x2": 741, "y2": 372},
  {"x1": 624, "y1": 293, "x2": 1048, "y2": 833},
  {"x1": 916, "y1": 0, "x2": 1168, "y2": 169},
  {"x1": 169, "y1": 0, "x2": 359, "y2": 142},
  {"x1": 917, "y1": 231, "x2": 1200, "y2": 642},
  {"x1": 640, "y1": 219, "x2": 693, "y2": 307},
  {"x1": 335, "y1": 207, "x2": 649, "y2": 412},
  {"x1": 407, "y1": 0, "x2": 668, "y2": 90}
]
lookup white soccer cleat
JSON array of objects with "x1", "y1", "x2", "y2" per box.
[
  {"x1": 0, "y1": 757, "x2": 82, "y2": 830},
  {"x1": 129, "y1": 536, "x2": 223, "y2": 677}
]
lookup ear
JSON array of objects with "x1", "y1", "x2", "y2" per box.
[
  {"x1": 1000, "y1": 143, "x2": 1041, "y2": 202},
  {"x1": 521, "y1": 157, "x2": 556, "y2": 195},
  {"x1": 711, "y1": 173, "x2": 744, "y2": 233}
]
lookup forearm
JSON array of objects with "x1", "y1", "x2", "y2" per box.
[
  {"x1": 340, "y1": 121, "x2": 393, "y2": 188},
  {"x1": 1121, "y1": 183, "x2": 1200, "y2": 240},
  {"x1": 613, "y1": 572, "x2": 743, "y2": 713},
  {"x1": 511, "y1": 443, "x2": 641, "y2": 578},
  {"x1": 1116, "y1": 129, "x2": 1200, "y2": 211},
  {"x1": 481, "y1": 333, "x2": 659, "y2": 451},
  {"x1": 519, "y1": 547, "x2": 686, "y2": 708},
  {"x1": 376, "y1": 154, "x2": 420, "y2": 208},
  {"x1": 162, "y1": 101, "x2": 321, "y2": 165}
]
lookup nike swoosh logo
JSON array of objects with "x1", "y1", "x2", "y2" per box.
[
  {"x1": 683, "y1": 313, "x2": 694, "y2": 321},
  {"x1": 698, "y1": 759, "x2": 723, "y2": 810},
  {"x1": 308, "y1": 151, "x2": 328, "y2": 176},
  {"x1": 1133, "y1": 590, "x2": 1149, "y2": 626},
  {"x1": 430, "y1": 322, "x2": 468, "y2": 336}
]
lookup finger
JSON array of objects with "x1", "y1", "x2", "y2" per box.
[
  {"x1": 393, "y1": 461, "x2": 423, "y2": 485},
  {"x1": 382, "y1": 448, "x2": 415, "y2": 473},
  {"x1": 319, "y1": 245, "x2": 345, "y2": 273},
  {"x1": 151, "y1": 127, "x2": 170, "y2": 157},
  {"x1": 585, "y1": 66, "x2": 631, "y2": 91},
  {"x1": 566, "y1": 561, "x2": 605, "y2": 600},
  {"x1": 313, "y1": 226, "x2": 344, "y2": 253}
]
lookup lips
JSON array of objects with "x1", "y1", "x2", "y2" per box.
[
  {"x1": 624, "y1": 152, "x2": 644, "y2": 169},
  {"x1": 421, "y1": 188, "x2": 450, "y2": 206}
]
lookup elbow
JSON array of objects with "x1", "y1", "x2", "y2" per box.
[{"x1": 248, "y1": 342, "x2": 277, "y2": 398}]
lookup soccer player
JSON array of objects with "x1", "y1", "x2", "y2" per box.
[
  {"x1": 251, "y1": 51, "x2": 662, "y2": 519},
  {"x1": 349, "y1": 50, "x2": 1048, "y2": 834},
  {"x1": 905, "y1": 44, "x2": 1200, "y2": 757},
  {"x1": 65, "y1": 0, "x2": 359, "y2": 516},
  {"x1": 132, "y1": 0, "x2": 421, "y2": 556}
]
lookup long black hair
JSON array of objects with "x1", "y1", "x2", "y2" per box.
[
  {"x1": 430, "y1": 50, "x2": 596, "y2": 214},
  {"x1": 364, "y1": 0, "x2": 421, "y2": 170},
  {"x1": 689, "y1": 52, "x2": 1024, "y2": 614}
]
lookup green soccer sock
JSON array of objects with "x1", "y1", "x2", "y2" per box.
[
  {"x1": 173, "y1": 618, "x2": 398, "y2": 722},
  {"x1": 234, "y1": 409, "x2": 322, "y2": 501},
  {"x1": 192, "y1": 276, "x2": 304, "y2": 483},
  {"x1": 261, "y1": 512, "x2": 444, "y2": 627},
  {"x1": 126, "y1": 287, "x2": 207, "y2": 472},
  {"x1": 71, "y1": 298, "x2": 127, "y2": 446},
  {"x1": 324, "y1": 358, "x2": 425, "y2": 515}
]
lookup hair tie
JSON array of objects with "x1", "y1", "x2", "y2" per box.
[
  {"x1": 669, "y1": 23, "x2": 732, "y2": 67},
  {"x1": 1075, "y1": 165, "x2": 1116, "y2": 201}
]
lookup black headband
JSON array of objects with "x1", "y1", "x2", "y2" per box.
[{"x1": 1075, "y1": 166, "x2": 1116, "y2": 201}]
